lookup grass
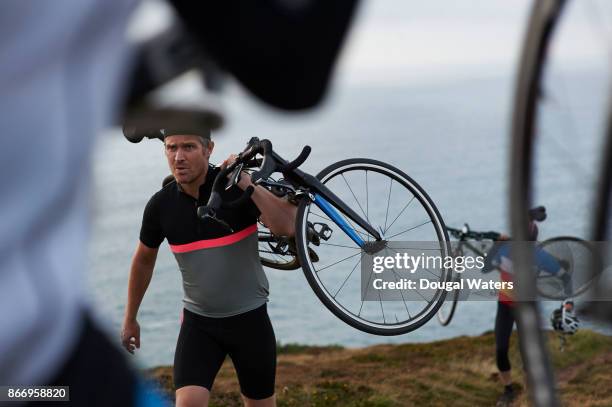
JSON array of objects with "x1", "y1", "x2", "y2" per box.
[
  {"x1": 144, "y1": 330, "x2": 612, "y2": 406},
  {"x1": 276, "y1": 342, "x2": 344, "y2": 355}
]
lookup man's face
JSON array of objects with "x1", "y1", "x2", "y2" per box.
[{"x1": 164, "y1": 135, "x2": 213, "y2": 185}]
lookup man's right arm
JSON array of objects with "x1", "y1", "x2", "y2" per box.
[{"x1": 121, "y1": 241, "x2": 159, "y2": 354}]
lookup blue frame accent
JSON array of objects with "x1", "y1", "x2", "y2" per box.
[{"x1": 313, "y1": 194, "x2": 365, "y2": 247}]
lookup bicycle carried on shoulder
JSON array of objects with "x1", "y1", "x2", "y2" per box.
[
  {"x1": 437, "y1": 222, "x2": 598, "y2": 327},
  {"x1": 205, "y1": 137, "x2": 452, "y2": 335},
  {"x1": 140, "y1": 134, "x2": 453, "y2": 335},
  {"x1": 437, "y1": 224, "x2": 500, "y2": 326}
]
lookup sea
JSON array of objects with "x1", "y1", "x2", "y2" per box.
[{"x1": 88, "y1": 72, "x2": 611, "y2": 368}]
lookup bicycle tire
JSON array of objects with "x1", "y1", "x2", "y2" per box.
[
  {"x1": 536, "y1": 236, "x2": 601, "y2": 300},
  {"x1": 590, "y1": 114, "x2": 612, "y2": 320},
  {"x1": 510, "y1": 1, "x2": 569, "y2": 406},
  {"x1": 295, "y1": 158, "x2": 451, "y2": 336},
  {"x1": 437, "y1": 244, "x2": 467, "y2": 326},
  {"x1": 258, "y1": 229, "x2": 301, "y2": 270},
  {"x1": 436, "y1": 285, "x2": 459, "y2": 326}
]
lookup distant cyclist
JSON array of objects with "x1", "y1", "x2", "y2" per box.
[
  {"x1": 484, "y1": 206, "x2": 575, "y2": 406},
  {"x1": 121, "y1": 130, "x2": 296, "y2": 407}
]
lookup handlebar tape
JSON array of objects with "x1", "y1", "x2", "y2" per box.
[
  {"x1": 197, "y1": 190, "x2": 223, "y2": 220},
  {"x1": 280, "y1": 146, "x2": 311, "y2": 173},
  {"x1": 482, "y1": 231, "x2": 501, "y2": 240},
  {"x1": 447, "y1": 227, "x2": 501, "y2": 241},
  {"x1": 250, "y1": 139, "x2": 275, "y2": 184}
]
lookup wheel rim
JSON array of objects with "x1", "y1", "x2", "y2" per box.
[
  {"x1": 258, "y1": 227, "x2": 300, "y2": 270},
  {"x1": 298, "y1": 160, "x2": 451, "y2": 333},
  {"x1": 436, "y1": 245, "x2": 465, "y2": 326},
  {"x1": 436, "y1": 278, "x2": 459, "y2": 326},
  {"x1": 509, "y1": 0, "x2": 612, "y2": 405},
  {"x1": 536, "y1": 237, "x2": 599, "y2": 300}
]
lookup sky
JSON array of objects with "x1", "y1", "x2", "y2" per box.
[
  {"x1": 130, "y1": 1, "x2": 531, "y2": 86},
  {"x1": 130, "y1": 0, "x2": 607, "y2": 88},
  {"x1": 337, "y1": 0, "x2": 609, "y2": 86},
  {"x1": 338, "y1": 0, "x2": 532, "y2": 85}
]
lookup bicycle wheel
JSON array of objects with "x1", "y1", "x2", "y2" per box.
[
  {"x1": 436, "y1": 284, "x2": 459, "y2": 326},
  {"x1": 295, "y1": 158, "x2": 451, "y2": 336},
  {"x1": 258, "y1": 227, "x2": 301, "y2": 270},
  {"x1": 437, "y1": 246, "x2": 462, "y2": 326},
  {"x1": 536, "y1": 236, "x2": 601, "y2": 300},
  {"x1": 510, "y1": 0, "x2": 611, "y2": 405},
  {"x1": 591, "y1": 119, "x2": 612, "y2": 320}
]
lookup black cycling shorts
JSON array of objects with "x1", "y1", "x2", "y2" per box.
[
  {"x1": 174, "y1": 304, "x2": 276, "y2": 400},
  {"x1": 495, "y1": 301, "x2": 515, "y2": 372}
]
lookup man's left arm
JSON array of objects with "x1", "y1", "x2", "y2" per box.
[{"x1": 238, "y1": 173, "x2": 297, "y2": 237}]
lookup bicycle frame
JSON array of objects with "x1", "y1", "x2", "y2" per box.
[
  {"x1": 216, "y1": 142, "x2": 382, "y2": 248},
  {"x1": 455, "y1": 239, "x2": 487, "y2": 257},
  {"x1": 270, "y1": 150, "x2": 382, "y2": 246},
  {"x1": 311, "y1": 194, "x2": 366, "y2": 246}
]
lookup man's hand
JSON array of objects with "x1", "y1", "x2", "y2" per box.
[
  {"x1": 122, "y1": 242, "x2": 158, "y2": 355},
  {"x1": 221, "y1": 152, "x2": 295, "y2": 235},
  {"x1": 220, "y1": 154, "x2": 237, "y2": 169},
  {"x1": 221, "y1": 154, "x2": 253, "y2": 190},
  {"x1": 121, "y1": 319, "x2": 141, "y2": 354}
]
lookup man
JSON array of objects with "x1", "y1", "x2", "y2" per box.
[{"x1": 121, "y1": 131, "x2": 296, "y2": 407}]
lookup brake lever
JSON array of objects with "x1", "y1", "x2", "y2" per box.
[
  {"x1": 196, "y1": 205, "x2": 234, "y2": 232},
  {"x1": 226, "y1": 162, "x2": 244, "y2": 191},
  {"x1": 250, "y1": 139, "x2": 275, "y2": 184},
  {"x1": 210, "y1": 216, "x2": 233, "y2": 232}
]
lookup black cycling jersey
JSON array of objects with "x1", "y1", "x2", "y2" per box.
[
  {"x1": 140, "y1": 165, "x2": 259, "y2": 248},
  {"x1": 140, "y1": 165, "x2": 269, "y2": 318}
]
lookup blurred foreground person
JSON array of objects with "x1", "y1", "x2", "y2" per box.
[{"x1": 0, "y1": 0, "x2": 357, "y2": 405}]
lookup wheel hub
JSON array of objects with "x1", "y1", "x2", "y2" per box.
[{"x1": 362, "y1": 240, "x2": 387, "y2": 255}]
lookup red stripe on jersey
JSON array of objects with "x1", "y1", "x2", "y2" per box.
[{"x1": 170, "y1": 224, "x2": 258, "y2": 253}]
